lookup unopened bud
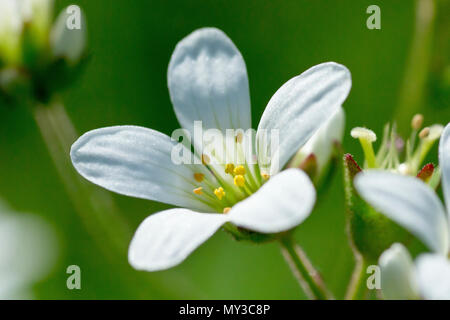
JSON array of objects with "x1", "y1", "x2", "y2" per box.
[
  {"x1": 411, "y1": 114, "x2": 424, "y2": 130},
  {"x1": 50, "y1": 5, "x2": 86, "y2": 64}
]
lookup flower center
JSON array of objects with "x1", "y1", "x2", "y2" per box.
[
  {"x1": 351, "y1": 114, "x2": 443, "y2": 175},
  {"x1": 190, "y1": 131, "x2": 268, "y2": 213}
]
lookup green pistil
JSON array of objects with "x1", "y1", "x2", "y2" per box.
[{"x1": 359, "y1": 138, "x2": 377, "y2": 169}]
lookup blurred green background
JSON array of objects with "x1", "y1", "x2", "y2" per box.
[{"x1": 0, "y1": 0, "x2": 449, "y2": 299}]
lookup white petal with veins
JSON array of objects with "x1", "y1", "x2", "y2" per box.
[
  {"x1": 439, "y1": 124, "x2": 450, "y2": 223},
  {"x1": 71, "y1": 126, "x2": 215, "y2": 212},
  {"x1": 355, "y1": 171, "x2": 449, "y2": 254},
  {"x1": 228, "y1": 168, "x2": 316, "y2": 233},
  {"x1": 128, "y1": 209, "x2": 227, "y2": 271},
  {"x1": 168, "y1": 28, "x2": 251, "y2": 136},
  {"x1": 257, "y1": 62, "x2": 351, "y2": 174}
]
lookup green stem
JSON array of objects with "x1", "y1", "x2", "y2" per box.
[
  {"x1": 345, "y1": 255, "x2": 369, "y2": 300},
  {"x1": 395, "y1": 0, "x2": 435, "y2": 132},
  {"x1": 280, "y1": 236, "x2": 332, "y2": 300},
  {"x1": 33, "y1": 101, "x2": 132, "y2": 258},
  {"x1": 359, "y1": 138, "x2": 377, "y2": 168}
]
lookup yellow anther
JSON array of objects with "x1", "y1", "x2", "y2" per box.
[
  {"x1": 234, "y1": 175, "x2": 245, "y2": 187},
  {"x1": 214, "y1": 187, "x2": 225, "y2": 200},
  {"x1": 202, "y1": 154, "x2": 210, "y2": 165},
  {"x1": 419, "y1": 127, "x2": 430, "y2": 139},
  {"x1": 223, "y1": 207, "x2": 231, "y2": 214},
  {"x1": 225, "y1": 163, "x2": 235, "y2": 174},
  {"x1": 411, "y1": 114, "x2": 424, "y2": 130},
  {"x1": 193, "y1": 173, "x2": 204, "y2": 182},
  {"x1": 235, "y1": 132, "x2": 244, "y2": 143},
  {"x1": 261, "y1": 173, "x2": 270, "y2": 180},
  {"x1": 193, "y1": 187, "x2": 203, "y2": 195},
  {"x1": 233, "y1": 165, "x2": 246, "y2": 176}
]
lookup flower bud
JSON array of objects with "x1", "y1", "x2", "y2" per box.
[
  {"x1": 50, "y1": 5, "x2": 87, "y2": 64},
  {"x1": 343, "y1": 155, "x2": 415, "y2": 263},
  {"x1": 379, "y1": 243, "x2": 419, "y2": 300}
]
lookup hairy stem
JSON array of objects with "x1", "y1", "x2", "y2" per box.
[
  {"x1": 345, "y1": 254, "x2": 369, "y2": 300},
  {"x1": 280, "y1": 236, "x2": 332, "y2": 300}
]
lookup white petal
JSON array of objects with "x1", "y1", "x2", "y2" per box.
[
  {"x1": 297, "y1": 106, "x2": 345, "y2": 171},
  {"x1": 439, "y1": 124, "x2": 450, "y2": 220},
  {"x1": 379, "y1": 243, "x2": 419, "y2": 300},
  {"x1": 71, "y1": 126, "x2": 215, "y2": 212},
  {"x1": 256, "y1": 62, "x2": 351, "y2": 174},
  {"x1": 416, "y1": 253, "x2": 450, "y2": 300},
  {"x1": 50, "y1": 5, "x2": 86, "y2": 63},
  {"x1": 228, "y1": 168, "x2": 316, "y2": 233},
  {"x1": 0, "y1": 0, "x2": 22, "y2": 40},
  {"x1": 355, "y1": 171, "x2": 449, "y2": 254},
  {"x1": 168, "y1": 28, "x2": 251, "y2": 135},
  {"x1": 128, "y1": 209, "x2": 227, "y2": 271},
  {"x1": 0, "y1": 205, "x2": 57, "y2": 297}
]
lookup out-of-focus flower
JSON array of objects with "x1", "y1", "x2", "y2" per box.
[
  {"x1": 0, "y1": 201, "x2": 57, "y2": 300},
  {"x1": 0, "y1": 0, "x2": 53, "y2": 64},
  {"x1": 354, "y1": 123, "x2": 450, "y2": 255},
  {"x1": 343, "y1": 117, "x2": 444, "y2": 262},
  {"x1": 354, "y1": 124, "x2": 450, "y2": 299},
  {"x1": 70, "y1": 28, "x2": 352, "y2": 272},
  {"x1": 379, "y1": 243, "x2": 450, "y2": 300},
  {"x1": 50, "y1": 4, "x2": 86, "y2": 65},
  {"x1": 0, "y1": 0, "x2": 87, "y2": 103},
  {"x1": 0, "y1": 0, "x2": 23, "y2": 64}
]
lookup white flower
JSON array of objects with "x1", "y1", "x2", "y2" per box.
[
  {"x1": 0, "y1": 0, "x2": 53, "y2": 63},
  {"x1": 290, "y1": 107, "x2": 345, "y2": 174},
  {"x1": 379, "y1": 243, "x2": 450, "y2": 300},
  {"x1": 0, "y1": 201, "x2": 57, "y2": 299},
  {"x1": 70, "y1": 28, "x2": 351, "y2": 272},
  {"x1": 50, "y1": 5, "x2": 87, "y2": 64},
  {"x1": 355, "y1": 123, "x2": 450, "y2": 299},
  {"x1": 0, "y1": 0, "x2": 24, "y2": 62}
]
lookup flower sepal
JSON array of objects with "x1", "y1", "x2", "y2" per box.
[
  {"x1": 296, "y1": 154, "x2": 318, "y2": 182},
  {"x1": 223, "y1": 222, "x2": 288, "y2": 243},
  {"x1": 0, "y1": 68, "x2": 33, "y2": 106},
  {"x1": 38, "y1": 54, "x2": 90, "y2": 102},
  {"x1": 416, "y1": 163, "x2": 435, "y2": 183},
  {"x1": 343, "y1": 154, "x2": 420, "y2": 263}
]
